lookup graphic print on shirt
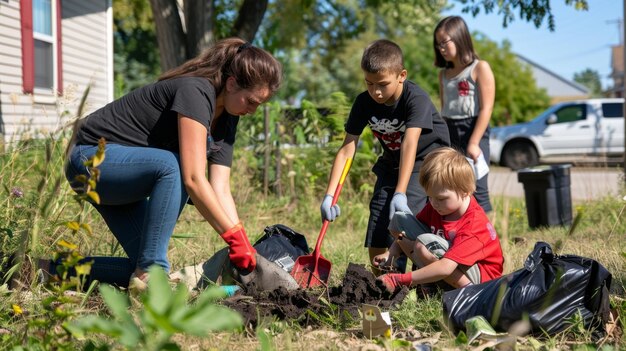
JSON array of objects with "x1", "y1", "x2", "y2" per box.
[
  {"x1": 369, "y1": 116, "x2": 405, "y2": 151},
  {"x1": 430, "y1": 225, "x2": 445, "y2": 238},
  {"x1": 458, "y1": 80, "x2": 469, "y2": 97}
]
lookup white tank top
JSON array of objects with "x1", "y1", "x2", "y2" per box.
[{"x1": 441, "y1": 60, "x2": 480, "y2": 119}]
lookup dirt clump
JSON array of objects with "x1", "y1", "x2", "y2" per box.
[{"x1": 222, "y1": 263, "x2": 409, "y2": 327}]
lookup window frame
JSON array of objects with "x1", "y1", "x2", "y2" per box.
[
  {"x1": 33, "y1": 0, "x2": 57, "y2": 93},
  {"x1": 601, "y1": 103, "x2": 624, "y2": 118},
  {"x1": 554, "y1": 104, "x2": 587, "y2": 124}
]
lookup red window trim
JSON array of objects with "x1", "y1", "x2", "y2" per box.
[
  {"x1": 20, "y1": 0, "x2": 34, "y2": 94},
  {"x1": 20, "y1": 0, "x2": 63, "y2": 95}
]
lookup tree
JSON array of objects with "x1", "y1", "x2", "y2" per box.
[
  {"x1": 459, "y1": 0, "x2": 588, "y2": 30},
  {"x1": 474, "y1": 35, "x2": 551, "y2": 125},
  {"x1": 113, "y1": 0, "x2": 160, "y2": 97},
  {"x1": 573, "y1": 68, "x2": 603, "y2": 97},
  {"x1": 143, "y1": 0, "x2": 589, "y2": 72},
  {"x1": 148, "y1": 0, "x2": 268, "y2": 71}
]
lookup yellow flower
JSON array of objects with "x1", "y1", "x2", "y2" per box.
[{"x1": 12, "y1": 304, "x2": 23, "y2": 315}]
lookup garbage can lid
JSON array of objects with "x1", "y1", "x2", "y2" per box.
[
  {"x1": 517, "y1": 163, "x2": 572, "y2": 183},
  {"x1": 517, "y1": 164, "x2": 572, "y2": 173},
  {"x1": 517, "y1": 165, "x2": 553, "y2": 174}
]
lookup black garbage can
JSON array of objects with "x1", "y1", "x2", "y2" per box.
[{"x1": 517, "y1": 164, "x2": 572, "y2": 229}]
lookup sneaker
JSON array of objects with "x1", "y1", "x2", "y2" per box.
[{"x1": 128, "y1": 273, "x2": 148, "y2": 295}]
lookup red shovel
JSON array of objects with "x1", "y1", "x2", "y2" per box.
[{"x1": 291, "y1": 157, "x2": 353, "y2": 288}]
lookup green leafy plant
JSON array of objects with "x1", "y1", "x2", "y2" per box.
[
  {"x1": 66, "y1": 266, "x2": 243, "y2": 350},
  {"x1": 304, "y1": 296, "x2": 355, "y2": 330}
]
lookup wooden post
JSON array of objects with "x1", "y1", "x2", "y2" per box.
[
  {"x1": 263, "y1": 105, "x2": 270, "y2": 196},
  {"x1": 623, "y1": 0, "x2": 625, "y2": 182},
  {"x1": 274, "y1": 121, "x2": 283, "y2": 197}
]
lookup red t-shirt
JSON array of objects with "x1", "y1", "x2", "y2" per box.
[{"x1": 416, "y1": 196, "x2": 503, "y2": 282}]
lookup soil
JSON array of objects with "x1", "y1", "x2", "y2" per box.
[{"x1": 222, "y1": 263, "x2": 409, "y2": 327}]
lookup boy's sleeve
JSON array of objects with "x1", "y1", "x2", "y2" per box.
[
  {"x1": 345, "y1": 94, "x2": 368, "y2": 135},
  {"x1": 405, "y1": 92, "x2": 436, "y2": 131}
]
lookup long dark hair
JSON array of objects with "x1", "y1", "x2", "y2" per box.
[
  {"x1": 433, "y1": 16, "x2": 478, "y2": 69},
  {"x1": 159, "y1": 37, "x2": 282, "y2": 95}
]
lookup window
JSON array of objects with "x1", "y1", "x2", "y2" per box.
[
  {"x1": 602, "y1": 103, "x2": 624, "y2": 118},
  {"x1": 33, "y1": 0, "x2": 54, "y2": 89},
  {"x1": 20, "y1": 0, "x2": 63, "y2": 94},
  {"x1": 555, "y1": 105, "x2": 586, "y2": 123}
]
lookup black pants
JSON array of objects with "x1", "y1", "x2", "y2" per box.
[
  {"x1": 445, "y1": 116, "x2": 492, "y2": 212},
  {"x1": 364, "y1": 162, "x2": 427, "y2": 249}
]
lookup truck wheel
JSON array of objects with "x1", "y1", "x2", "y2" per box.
[{"x1": 502, "y1": 141, "x2": 538, "y2": 170}]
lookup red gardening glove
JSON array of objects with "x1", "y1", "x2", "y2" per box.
[
  {"x1": 220, "y1": 223, "x2": 257, "y2": 272},
  {"x1": 377, "y1": 272, "x2": 413, "y2": 293}
]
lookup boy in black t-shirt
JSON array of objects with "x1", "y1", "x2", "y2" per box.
[{"x1": 320, "y1": 39, "x2": 450, "y2": 274}]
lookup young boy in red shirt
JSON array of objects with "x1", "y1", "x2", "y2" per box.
[{"x1": 374, "y1": 147, "x2": 503, "y2": 293}]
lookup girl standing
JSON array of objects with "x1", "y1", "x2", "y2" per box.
[{"x1": 434, "y1": 16, "x2": 495, "y2": 212}]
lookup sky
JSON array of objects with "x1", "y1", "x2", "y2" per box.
[{"x1": 443, "y1": 1, "x2": 623, "y2": 89}]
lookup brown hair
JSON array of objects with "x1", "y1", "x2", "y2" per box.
[
  {"x1": 361, "y1": 39, "x2": 404, "y2": 75},
  {"x1": 159, "y1": 37, "x2": 282, "y2": 95},
  {"x1": 433, "y1": 16, "x2": 478, "y2": 69},
  {"x1": 419, "y1": 147, "x2": 476, "y2": 196}
]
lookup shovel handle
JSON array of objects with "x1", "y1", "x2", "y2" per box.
[
  {"x1": 313, "y1": 157, "x2": 353, "y2": 259},
  {"x1": 331, "y1": 157, "x2": 352, "y2": 206}
]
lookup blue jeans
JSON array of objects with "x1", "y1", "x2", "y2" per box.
[{"x1": 63, "y1": 144, "x2": 188, "y2": 287}]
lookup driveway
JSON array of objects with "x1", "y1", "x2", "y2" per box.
[{"x1": 488, "y1": 166, "x2": 625, "y2": 201}]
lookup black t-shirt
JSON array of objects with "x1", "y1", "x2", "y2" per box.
[
  {"x1": 345, "y1": 80, "x2": 450, "y2": 172},
  {"x1": 75, "y1": 76, "x2": 239, "y2": 167}
]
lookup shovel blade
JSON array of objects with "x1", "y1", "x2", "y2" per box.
[{"x1": 290, "y1": 255, "x2": 332, "y2": 288}]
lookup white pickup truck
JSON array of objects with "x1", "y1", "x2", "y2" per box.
[{"x1": 489, "y1": 98, "x2": 625, "y2": 169}]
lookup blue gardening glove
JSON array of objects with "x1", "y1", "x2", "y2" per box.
[
  {"x1": 320, "y1": 194, "x2": 340, "y2": 222},
  {"x1": 389, "y1": 192, "x2": 412, "y2": 219}
]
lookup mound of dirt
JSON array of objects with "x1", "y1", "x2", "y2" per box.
[{"x1": 222, "y1": 263, "x2": 409, "y2": 327}]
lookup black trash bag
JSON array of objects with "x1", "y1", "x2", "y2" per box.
[
  {"x1": 443, "y1": 241, "x2": 612, "y2": 337},
  {"x1": 252, "y1": 224, "x2": 309, "y2": 273}
]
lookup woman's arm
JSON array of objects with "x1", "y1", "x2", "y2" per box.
[
  {"x1": 467, "y1": 60, "x2": 495, "y2": 160},
  {"x1": 178, "y1": 114, "x2": 235, "y2": 233},
  {"x1": 208, "y1": 164, "x2": 239, "y2": 224}
]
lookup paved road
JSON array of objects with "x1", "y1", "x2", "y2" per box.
[{"x1": 488, "y1": 166, "x2": 625, "y2": 201}]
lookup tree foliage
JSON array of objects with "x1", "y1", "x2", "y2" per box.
[
  {"x1": 113, "y1": 0, "x2": 578, "y2": 121},
  {"x1": 473, "y1": 34, "x2": 550, "y2": 125},
  {"x1": 139, "y1": 0, "x2": 590, "y2": 72},
  {"x1": 573, "y1": 68, "x2": 602, "y2": 97},
  {"x1": 113, "y1": 0, "x2": 160, "y2": 97},
  {"x1": 458, "y1": 0, "x2": 588, "y2": 31}
]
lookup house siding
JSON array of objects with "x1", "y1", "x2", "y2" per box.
[
  {"x1": 61, "y1": 0, "x2": 111, "y2": 108},
  {"x1": 0, "y1": 0, "x2": 112, "y2": 144},
  {"x1": 516, "y1": 54, "x2": 589, "y2": 104}
]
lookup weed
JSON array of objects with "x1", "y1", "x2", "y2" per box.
[
  {"x1": 305, "y1": 296, "x2": 356, "y2": 330},
  {"x1": 65, "y1": 266, "x2": 242, "y2": 350}
]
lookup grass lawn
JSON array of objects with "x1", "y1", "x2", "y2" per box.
[{"x1": 0, "y1": 137, "x2": 624, "y2": 350}]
